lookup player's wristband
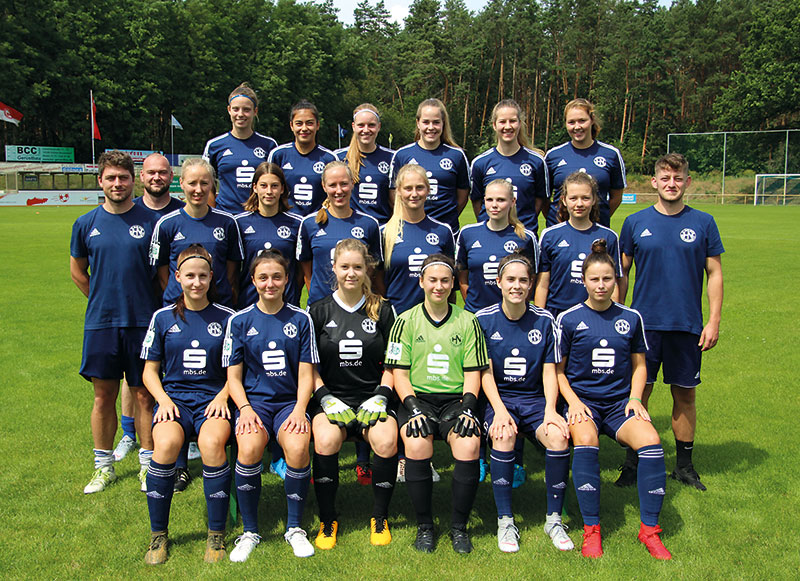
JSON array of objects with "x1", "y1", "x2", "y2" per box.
[
  {"x1": 239, "y1": 403, "x2": 252, "y2": 411},
  {"x1": 461, "y1": 392, "x2": 478, "y2": 415},
  {"x1": 374, "y1": 385, "x2": 393, "y2": 400},
  {"x1": 314, "y1": 385, "x2": 332, "y2": 402},
  {"x1": 403, "y1": 395, "x2": 422, "y2": 413},
  {"x1": 628, "y1": 397, "x2": 642, "y2": 403}
]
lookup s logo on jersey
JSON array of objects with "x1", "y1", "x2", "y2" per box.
[
  {"x1": 207, "y1": 322, "x2": 223, "y2": 337},
  {"x1": 593, "y1": 156, "x2": 607, "y2": 168},
  {"x1": 358, "y1": 177, "x2": 378, "y2": 203},
  {"x1": 483, "y1": 255, "x2": 499, "y2": 282},
  {"x1": 519, "y1": 163, "x2": 532, "y2": 177},
  {"x1": 591, "y1": 339, "x2": 615, "y2": 373},
  {"x1": 213, "y1": 227, "x2": 225, "y2": 241},
  {"x1": 503, "y1": 348, "x2": 526, "y2": 380},
  {"x1": 439, "y1": 158, "x2": 454, "y2": 171},
  {"x1": 262, "y1": 340, "x2": 286, "y2": 372},
  {"x1": 277, "y1": 226, "x2": 291, "y2": 239},
  {"x1": 237, "y1": 160, "x2": 255, "y2": 185},
  {"x1": 528, "y1": 329, "x2": 542, "y2": 345},
  {"x1": 129, "y1": 225, "x2": 146, "y2": 239},
  {"x1": 680, "y1": 228, "x2": 697, "y2": 243},
  {"x1": 339, "y1": 330, "x2": 363, "y2": 363},
  {"x1": 294, "y1": 176, "x2": 313, "y2": 203},
  {"x1": 571, "y1": 252, "x2": 587, "y2": 282},
  {"x1": 427, "y1": 172, "x2": 438, "y2": 198},
  {"x1": 614, "y1": 320, "x2": 630, "y2": 335},
  {"x1": 283, "y1": 323, "x2": 298, "y2": 338},
  {"x1": 427, "y1": 344, "x2": 450, "y2": 377},
  {"x1": 183, "y1": 340, "x2": 207, "y2": 371},
  {"x1": 408, "y1": 248, "x2": 427, "y2": 274}
]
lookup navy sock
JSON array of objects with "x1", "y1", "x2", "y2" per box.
[
  {"x1": 175, "y1": 440, "x2": 189, "y2": 470},
  {"x1": 490, "y1": 448, "x2": 515, "y2": 518},
  {"x1": 355, "y1": 441, "x2": 371, "y2": 465},
  {"x1": 235, "y1": 460, "x2": 262, "y2": 533},
  {"x1": 312, "y1": 452, "x2": 339, "y2": 523},
  {"x1": 675, "y1": 439, "x2": 694, "y2": 469},
  {"x1": 637, "y1": 445, "x2": 666, "y2": 526},
  {"x1": 405, "y1": 458, "x2": 433, "y2": 525},
  {"x1": 203, "y1": 462, "x2": 231, "y2": 532},
  {"x1": 514, "y1": 437, "x2": 525, "y2": 466},
  {"x1": 285, "y1": 463, "x2": 311, "y2": 529},
  {"x1": 371, "y1": 453, "x2": 398, "y2": 520},
  {"x1": 121, "y1": 415, "x2": 136, "y2": 440},
  {"x1": 146, "y1": 460, "x2": 176, "y2": 532},
  {"x1": 451, "y1": 459, "x2": 479, "y2": 527},
  {"x1": 545, "y1": 448, "x2": 570, "y2": 516},
  {"x1": 572, "y1": 446, "x2": 600, "y2": 526}
]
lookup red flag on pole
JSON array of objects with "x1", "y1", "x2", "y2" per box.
[
  {"x1": 91, "y1": 93, "x2": 101, "y2": 140},
  {"x1": 0, "y1": 101, "x2": 23, "y2": 125}
]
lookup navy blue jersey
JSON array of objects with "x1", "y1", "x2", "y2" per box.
[
  {"x1": 538, "y1": 222, "x2": 622, "y2": 313},
  {"x1": 203, "y1": 131, "x2": 278, "y2": 215},
  {"x1": 470, "y1": 146, "x2": 549, "y2": 235},
  {"x1": 381, "y1": 216, "x2": 455, "y2": 314},
  {"x1": 389, "y1": 143, "x2": 470, "y2": 234},
  {"x1": 70, "y1": 204, "x2": 159, "y2": 329},
  {"x1": 334, "y1": 145, "x2": 394, "y2": 223},
  {"x1": 309, "y1": 293, "x2": 395, "y2": 400},
  {"x1": 557, "y1": 302, "x2": 647, "y2": 402},
  {"x1": 455, "y1": 222, "x2": 538, "y2": 313},
  {"x1": 150, "y1": 208, "x2": 244, "y2": 307},
  {"x1": 297, "y1": 211, "x2": 383, "y2": 306},
  {"x1": 476, "y1": 303, "x2": 559, "y2": 397},
  {"x1": 141, "y1": 303, "x2": 234, "y2": 396},
  {"x1": 268, "y1": 143, "x2": 337, "y2": 216},
  {"x1": 133, "y1": 195, "x2": 185, "y2": 216},
  {"x1": 235, "y1": 210, "x2": 302, "y2": 308},
  {"x1": 223, "y1": 303, "x2": 319, "y2": 404},
  {"x1": 620, "y1": 205, "x2": 724, "y2": 335},
  {"x1": 544, "y1": 140, "x2": 626, "y2": 227}
]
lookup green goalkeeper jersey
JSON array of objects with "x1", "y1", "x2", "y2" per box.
[{"x1": 385, "y1": 303, "x2": 489, "y2": 394}]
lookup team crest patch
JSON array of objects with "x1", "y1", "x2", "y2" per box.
[
  {"x1": 426, "y1": 233, "x2": 440, "y2": 245},
  {"x1": 450, "y1": 333, "x2": 463, "y2": 346},
  {"x1": 222, "y1": 337, "x2": 232, "y2": 356},
  {"x1": 378, "y1": 161, "x2": 390, "y2": 174},
  {"x1": 593, "y1": 156, "x2": 607, "y2": 168},
  {"x1": 213, "y1": 227, "x2": 225, "y2": 241},
  {"x1": 361, "y1": 319, "x2": 377, "y2": 334},
  {"x1": 143, "y1": 330, "x2": 155, "y2": 348},
  {"x1": 283, "y1": 323, "x2": 298, "y2": 338},
  {"x1": 386, "y1": 341, "x2": 402, "y2": 360},
  {"x1": 504, "y1": 240, "x2": 519, "y2": 253},
  {"x1": 351, "y1": 226, "x2": 365, "y2": 239},
  {"x1": 528, "y1": 329, "x2": 542, "y2": 344},
  {"x1": 439, "y1": 158, "x2": 454, "y2": 171},
  {"x1": 129, "y1": 225, "x2": 146, "y2": 239},
  {"x1": 277, "y1": 226, "x2": 291, "y2": 239},
  {"x1": 614, "y1": 319, "x2": 630, "y2": 335},
  {"x1": 519, "y1": 163, "x2": 532, "y2": 177},
  {"x1": 253, "y1": 147, "x2": 266, "y2": 158},
  {"x1": 313, "y1": 161, "x2": 325, "y2": 174},
  {"x1": 207, "y1": 322, "x2": 223, "y2": 337},
  {"x1": 680, "y1": 228, "x2": 697, "y2": 243}
]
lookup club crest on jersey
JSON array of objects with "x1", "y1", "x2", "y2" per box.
[
  {"x1": 426, "y1": 232, "x2": 440, "y2": 246},
  {"x1": 528, "y1": 329, "x2": 542, "y2": 344},
  {"x1": 313, "y1": 161, "x2": 325, "y2": 174},
  {"x1": 361, "y1": 319, "x2": 377, "y2": 334},
  {"x1": 207, "y1": 322, "x2": 223, "y2": 337},
  {"x1": 680, "y1": 228, "x2": 697, "y2": 243},
  {"x1": 519, "y1": 163, "x2": 532, "y2": 177},
  {"x1": 593, "y1": 156, "x2": 607, "y2": 168},
  {"x1": 129, "y1": 225, "x2": 146, "y2": 239},
  {"x1": 439, "y1": 158, "x2": 454, "y2": 171},
  {"x1": 503, "y1": 240, "x2": 519, "y2": 253},
  {"x1": 350, "y1": 226, "x2": 365, "y2": 239},
  {"x1": 283, "y1": 322, "x2": 298, "y2": 338},
  {"x1": 277, "y1": 226, "x2": 291, "y2": 239},
  {"x1": 450, "y1": 333, "x2": 463, "y2": 346},
  {"x1": 213, "y1": 227, "x2": 225, "y2": 241},
  {"x1": 378, "y1": 161, "x2": 390, "y2": 174},
  {"x1": 614, "y1": 319, "x2": 630, "y2": 335},
  {"x1": 253, "y1": 147, "x2": 266, "y2": 158}
]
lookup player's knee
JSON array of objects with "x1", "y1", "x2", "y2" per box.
[
  {"x1": 671, "y1": 385, "x2": 696, "y2": 406},
  {"x1": 571, "y1": 432, "x2": 599, "y2": 447},
  {"x1": 198, "y1": 431, "x2": 229, "y2": 455},
  {"x1": 540, "y1": 431, "x2": 568, "y2": 451},
  {"x1": 451, "y1": 434, "x2": 480, "y2": 459},
  {"x1": 370, "y1": 434, "x2": 397, "y2": 458},
  {"x1": 313, "y1": 427, "x2": 343, "y2": 455},
  {"x1": 237, "y1": 439, "x2": 266, "y2": 465}
]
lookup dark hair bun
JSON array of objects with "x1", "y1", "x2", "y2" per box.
[{"x1": 591, "y1": 238, "x2": 607, "y2": 254}]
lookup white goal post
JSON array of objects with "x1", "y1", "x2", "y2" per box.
[{"x1": 753, "y1": 174, "x2": 800, "y2": 206}]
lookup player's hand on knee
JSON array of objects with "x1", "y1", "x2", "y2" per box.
[
  {"x1": 155, "y1": 398, "x2": 179, "y2": 423},
  {"x1": 236, "y1": 405, "x2": 265, "y2": 435},
  {"x1": 316, "y1": 385, "x2": 356, "y2": 427},
  {"x1": 356, "y1": 385, "x2": 391, "y2": 428},
  {"x1": 567, "y1": 401, "x2": 592, "y2": 425},
  {"x1": 403, "y1": 395, "x2": 434, "y2": 438},
  {"x1": 205, "y1": 393, "x2": 231, "y2": 420},
  {"x1": 543, "y1": 407, "x2": 569, "y2": 439},
  {"x1": 625, "y1": 398, "x2": 651, "y2": 422}
]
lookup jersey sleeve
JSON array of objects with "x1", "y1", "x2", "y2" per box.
[
  {"x1": 630, "y1": 310, "x2": 647, "y2": 354},
  {"x1": 378, "y1": 301, "x2": 396, "y2": 347},
  {"x1": 469, "y1": 158, "x2": 485, "y2": 202},
  {"x1": 619, "y1": 216, "x2": 634, "y2": 257},
  {"x1": 442, "y1": 225, "x2": 456, "y2": 259},
  {"x1": 607, "y1": 230, "x2": 623, "y2": 277},
  {"x1": 298, "y1": 312, "x2": 320, "y2": 364},
  {"x1": 297, "y1": 219, "x2": 312, "y2": 262},
  {"x1": 524, "y1": 232, "x2": 540, "y2": 273},
  {"x1": 538, "y1": 232, "x2": 552, "y2": 272},
  {"x1": 705, "y1": 216, "x2": 725, "y2": 257},
  {"x1": 610, "y1": 150, "x2": 627, "y2": 190},
  {"x1": 384, "y1": 316, "x2": 411, "y2": 369},
  {"x1": 455, "y1": 230, "x2": 468, "y2": 268},
  {"x1": 388, "y1": 151, "x2": 400, "y2": 189},
  {"x1": 70, "y1": 218, "x2": 88, "y2": 259},
  {"x1": 226, "y1": 218, "x2": 244, "y2": 262},
  {"x1": 556, "y1": 314, "x2": 573, "y2": 359},
  {"x1": 543, "y1": 316, "x2": 559, "y2": 364},
  {"x1": 222, "y1": 313, "x2": 244, "y2": 367},
  {"x1": 308, "y1": 300, "x2": 325, "y2": 339},
  {"x1": 456, "y1": 150, "x2": 471, "y2": 191},
  {"x1": 150, "y1": 216, "x2": 170, "y2": 266},
  {"x1": 366, "y1": 218, "x2": 384, "y2": 265},
  {"x1": 202, "y1": 139, "x2": 215, "y2": 166},
  {"x1": 140, "y1": 310, "x2": 165, "y2": 361},
  {"x1": 462, "y1": 316, "x2": 489, "y2": 372}
]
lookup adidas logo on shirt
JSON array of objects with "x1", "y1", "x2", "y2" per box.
[
  {"x1": 209, "y1": 491, "x2": 228, "y2": 499},
  {"x1": 282, "y1": 162, "x2": 294, "y2": 170},
  {"x1": 325, "y1": 320, "x2": 338, "y2": 328},
  {"x1": 222, "y1": 149, "x2": 233, "y2": 156},
  {"x1": 89, "y1": 228, "x2": 101, "y2": 237},
  {"x1": 490, "y1": 331, "x2": 503, "y2": 341},
  {"x1": 471, "y1": 240, "x2": 482, "y2": 249},
  {"x1": 247, "y1": 327, "x2": 259, "y2": 336},
  {"x1": 415, "y1": 334, "x2": 425, "y2": 343},
  {"x1": 557, "y1": 159, "x2": 568, "y2": 167},
  {"x1": 244, "y1": 225, "x2": 256, "y2": 234},
  {"x1": 640, "y1": 228, "x2": 653, "y2": 237},
  {"x1": 409, "y1": 158, "x2": 419, "y2": 165},
  {"x1": 648, "y1": 487, "x2": 666, "y2": 496},
  {"x1": 486, "y1": 167, "x2": 497, "y2": 175},
  {"x1": 558, "y1": 239, "x2": 570, "y2": 248},
  {"x1": 316, "y1": 229, "x2": 326, "y2": 237},
  {"x1": 174, "y1": 232, "x2": 185, "y2": 241},
  {"x1": 167, "y1": 324, "x2": 181, "y2": 334},
  {"x1": 576, "y1": 321, "x2": 589, "y2": 331},
  {"x1": 577, "y1": 483, "x2": 596, "y2": 492}
]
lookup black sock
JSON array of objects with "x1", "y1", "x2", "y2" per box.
[
  {"x1": 371, "y1": 453, "x2": 398, "y2": 520},
  {"x1": 405, "y1": 458, "x2": 433, "y2": 525},
  {"x1": 312, "y1": 452, "x2": 339, "y2": 523},
  {"x1": 451, "y1": 459, "x2": 479, "y2": 528},
  {"x1": 625, "y1": 446, "x2": 639, "y2": 467},
  {"x1": 675, "y1": 439, "x2": 694, "y2": 469}
]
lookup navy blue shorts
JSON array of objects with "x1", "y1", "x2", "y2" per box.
[
  {"x1": 153, "y1": 393, "x2": 229, "y2": 441},
  {"x1": 483, "y1": 393, "x2": 548, "y2": 440},
  {"x1": 80, "y1": 327, "x2": 147, "y2": 385},
  {"x1": 236, "y1": 400, "x2": 310, "y2": 442},
  {"x1": 645, "y1": 330, "x2": 702, "y2": 388},
  {"x1": 566, "y1": 397, "x2": 634, "y2": 442}
]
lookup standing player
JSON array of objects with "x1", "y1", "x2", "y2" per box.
[
  {"x1": 140, "y1": 245, "x2": 234, "y2": 565},
  {"x1": 389, "y1": 99, "x2": 470, "y2": 235},
  {"x1": 544, "y1": 99, "x2": 625, "y2": 228},
  {"x1": 535, "y1": 172, "x2": 622, "y2": 318},
  {"x1": 223, "y1": 250, "x2": 317, "y2": 561},
  {"x1": 150, "y1": 158, "x2": 243, "y2": 309},
  {"x1": 382, "y1": 163, "x2": 455, "y2": 315},
  {"x1": 297, "y1": 161, "x2": 383, "y2": 307},
  {"x1": 476, "y1": 254, "x2": 572, "y2": 553},
  {"x1": 70, "y1": 150, "x2": 158, "y2": 493},
  {"x1": 203, "y1": 83, "x2": 278, "y2": 214},
  {"x1": 385, "y1": 254, "x2": 488, "y2": 554},
  {"x1": 268, "y1": 100, "x2": 337, "y2": 216},
  {"x1": 235, "y1": 162, "x2": 302, "y2": 308},
  {"x1": 470, "y1": 99, "x2": 548, "y2": 235},
  {"x1": 335, "y1": 103, "x2": 394, "y2": 224},
  {"x1": 556, "y1": 240, "x2": 671, "y2": 560},
  {"x1": 308, "y1": 239, "x2": 398, "y2": 548},
  {"x1": 617, "y1": 153, "x2": 724, "y2": 491}
]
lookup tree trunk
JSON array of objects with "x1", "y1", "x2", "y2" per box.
[{"x1": 641, "y1": 100, "x2": 652, "y2": 172}]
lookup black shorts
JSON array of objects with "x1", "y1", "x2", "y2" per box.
[
  {"x1": 397, "y1": 393, "x2": 464, "y2": 440},
  {"x1": 308, "y1": 391, "x2": 398, "y2": 440}
]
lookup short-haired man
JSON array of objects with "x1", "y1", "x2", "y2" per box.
[
  {"x1": 70, "y1": 150, "x2": 159, "y2": 493},
  {"x1": 616, "y1": 153, "x2": 724, "y2": 491},
  {"x1": 135, "y1": 153, "x2": 184, "y2": 215}
]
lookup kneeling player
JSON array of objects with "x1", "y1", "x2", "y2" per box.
[
  {"x1": 385, "y1": 254, "x2": 488, "y2": 554},
  {"x1": 476, "y1": 254, "x2": 572, "y2": 553},
  {"x1": 557, "y1": 240, "x2": 671, "y2": 560}
]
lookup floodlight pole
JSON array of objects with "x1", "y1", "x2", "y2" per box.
[
  {"x1": 784, "y1": 131, "x2": 789, "y2": 206},
  {"x1": 721, "y1": 132, "x2": 727, "y2": 205}
]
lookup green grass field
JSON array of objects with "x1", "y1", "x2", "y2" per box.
[{"x1": 1, "y1": 203, "x2": 798, "y2": 579}]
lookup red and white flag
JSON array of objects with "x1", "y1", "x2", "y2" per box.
[
  {"x1": 0, "y1": 101, "x2": 23, "y2": 125},
  {"x1": 91, "y1": 93, "x2": 101, "y2": 140}
]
